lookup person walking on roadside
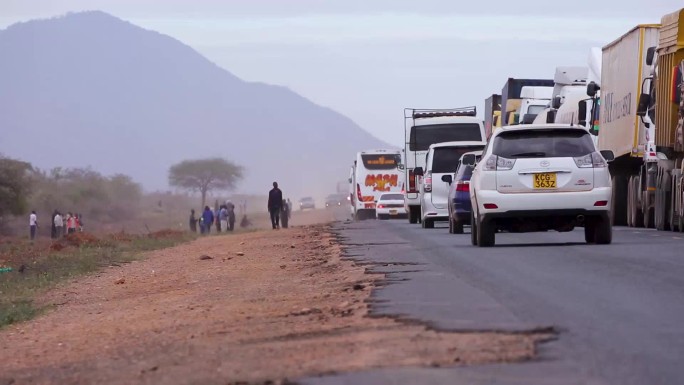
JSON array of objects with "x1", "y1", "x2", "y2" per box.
[
  {"x1": 66, "y1": 212, "x2": 77, "y2": 235},
  {"x1": 281, "y1": 199, "x2": 290, "y2": 229},
  {"x1": 51, "y1": 210, "x2": 58, "y2": 239},
  {"x1": 54, "y1": 212, "x2": 64, "y2": 239},
  {"x1": 268, "y1": 182, "x2": 283, "y2": 230},
  {"x1": 29, "y1": 211, "x2": 38, "y2": 241},
  {"x1": 202, "y1": 206, "x2": 214, "y2": 234},
  {"x1": 219, "y1": 205, "x2": 228, "y2": 233},
  {"x1": 189, "y1": 209, "x2": 197, "y2": 233},
  {"x1": 226, "y1": 200, "x2": 236, "y2": 231}
]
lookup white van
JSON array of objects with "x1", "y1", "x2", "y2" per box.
[{"x1": 420, "y1": 141, "x2": 486, "y2": 228}]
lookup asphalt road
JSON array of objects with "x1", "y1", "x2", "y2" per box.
[{"x1": 301, "y1": 218, "x2": 684, "y2": 385}]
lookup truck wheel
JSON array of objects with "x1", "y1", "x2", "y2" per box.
[
  {"x1": 594, "y1": 217, "x2": 613, "y2": 245},
  {"x1": 643, "y1": 191, "x2": 654, "y2": 229},
  {"x1": 470, "y1": 211, "x2": 478, "y2": 246},
  {"x1": 477, "y1": 218, "x2": 495, "y2": 247},
  {"x1": 611, "y1": 175, "x2": 628, "y2": 226},
  {"x1": 630, "y1": 176, "x2": 644, "y2": 227},
  {"x1": 408, "y1": 207, "x2": 419, "y2": 224},
  {"x1": 670, "y1": 172, "x2": 680, "y2": 232}
]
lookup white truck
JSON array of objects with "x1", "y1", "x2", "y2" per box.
[
  {"x1": 518, "y1": 86, "x2": 553, "y2": 124},
  {"x1": 403, "y1": 108, "x2": 485, "y2": 224},
  {"x1": 596, "y1": 24, "x2": 660, "y2": 226}
]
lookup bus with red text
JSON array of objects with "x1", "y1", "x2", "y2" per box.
[{"x1": 349, "y1": 149, "x2": 403, "y2": 220}]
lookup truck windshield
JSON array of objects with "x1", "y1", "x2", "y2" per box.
[
  {"x1": 493, "y1": 129, "x2": 595, "y2": 159},
  {"x1": 431, "y1": 146, "x2": 485, "y2": 173},
  {"x1": 527, "y1": 105, "x2": 546, "y2": 116},
  {"x1": 361, "y1": 154, "x2": 400, "y2": 170},
  {"x1": 409, "y1": 124, "x2": 482, "y2": 151}
]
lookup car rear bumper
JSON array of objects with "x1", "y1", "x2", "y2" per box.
[
  {"x1": 475, "y1": 188, "x2": 611, "y2": 216},
  {"x1": 422, "y1": 194, "x2": 448, "y2": 220},
  {"x1": 376, "y1": 207, "x2": 407, "y2": 216}
]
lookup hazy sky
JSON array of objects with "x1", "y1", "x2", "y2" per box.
[{"x1": 1, "y1": 0, "x2": 681, "y2": 146}]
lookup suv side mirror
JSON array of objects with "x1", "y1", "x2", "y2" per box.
[
  {"x1": 646, "y1": 46, "x2": 656, "y2": 66},
  {"x1": 600, "y1": 150, "x2": 615, "y2": 162},
  {"x1": 441, "y1": 175, "x2": 453, "y2": 184},
  {"x1": 522, "y1": 113, "x2": 536, "y2": 124},
  {"x1": 552, "y1": 96, "x2": 562, "y2": 109},
  {"x1": 637, "y1": 93, "x2": 650, "y2": 117},
  {"x1": 461, "y1": 154, "x2": 476, "y2": 166},
  {"x1": 414, "y1": 167, "x2": 424, "y2": 176},
  {"x1": 578, "y1": 100, "x2": 587, "y2": 126},
  {"x1": 587, "y1": 81, "x2": 600, "y2": 98}
]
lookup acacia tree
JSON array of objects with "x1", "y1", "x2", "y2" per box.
[
  {"x1": 168, "y1": 158, "x2": 244, "y2": 208},
  {"x1": 0, "y1": 156, "x2": 33, "y2": 219}
]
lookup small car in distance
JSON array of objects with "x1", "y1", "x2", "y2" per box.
[
  {"x1": 325, "y1": 194, "x2": 347, "y2": 208},
  {"x1": 299, "y1": 197, "x2": 316, "y2": 210},
  {"x1": 469, "y1": 124, "x2": 614, "y2": 247},
  {"x1": 446, "y1": 151, "x2": 482, "y2": 234},
  {"x1": 376, "y1": 193, "x2": 407, "y2": 220}
]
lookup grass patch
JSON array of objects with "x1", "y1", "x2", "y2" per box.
[{"x1": 0, "y1": 231, "x2": 195, "y2": 329}]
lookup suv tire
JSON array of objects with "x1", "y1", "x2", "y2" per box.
[
  {"x1": 477, "y1": 218, "x2": 495, "y2": 247},
  {"x1": 453, "y1": 221, "x2": 464, "y2": 234},
  {"x1": 594, "y1": 217, "x2": 612, "y2": 244},
  {"x1": 470, "y1": 211, "x2": 478, "y2": 246}
]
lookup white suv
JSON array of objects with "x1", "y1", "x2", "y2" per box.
[
  {"x1": 468, "y1": 124, "x2": 614, "y2": 247},
  {"x1": 418, "y1": 141, "x2": 486, "y2": 228}
]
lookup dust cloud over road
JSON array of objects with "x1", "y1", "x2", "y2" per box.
[{"x1": 0, "y1": 220, "x2": 547, "y2": 384}]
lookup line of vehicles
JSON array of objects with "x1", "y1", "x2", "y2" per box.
[{"x1": 347, "y1": 7, "x2": 684, "y2": 244}]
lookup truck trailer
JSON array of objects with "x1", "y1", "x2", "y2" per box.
[
  {"x1": 597, "y1": 24, "x2": 661, "y2": 226},
  {"x1": 636, "y1": 9, "x2": 684, "y2": 231},
  {"x1": 484, "y1": 94, "x2": 501, "y2": 139},
  {"x1": 500, "y1": 78, "x2": 554, "y2": 126}
]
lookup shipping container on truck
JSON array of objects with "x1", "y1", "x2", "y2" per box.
[
  {"x1": 598, "y1": 24, "x2": 660, "y2": 227},
  {"x1": 484, "y1": 94, "x2": 501, "y2": 139},
  {"x1": 636, "y1": 9, "x2": 684, "y2": 231},
  {"x1": 500, "y1": 78, "x2": 554, "y2": 126}
]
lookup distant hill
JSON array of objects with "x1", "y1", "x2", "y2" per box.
[{"x1": 0, "y1": 11, "x2": 389, "y2": 201}]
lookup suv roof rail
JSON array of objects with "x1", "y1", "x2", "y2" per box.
[{"x1": 404, "y1": 107, "x2": 477, "y2": 119}]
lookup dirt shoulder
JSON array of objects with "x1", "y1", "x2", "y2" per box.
[{"x1": 0, "y1": 224, "x2": 548, "y2": 384}]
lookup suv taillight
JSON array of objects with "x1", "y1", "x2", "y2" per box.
[
  {"x1": 455, "y1": 181, "x2": 470, "y2": 192},
  {"x1": 574, "y1": 152, "x2": 607, "y2": 168},
  {"x1": 483, "y1": 155, "x2": 516, "y2": 171},
  {"x1": 424, "y1": 172, "x2": 432, "y2": 192}
]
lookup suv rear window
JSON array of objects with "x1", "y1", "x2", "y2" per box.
[
  {"x1": 493, "y1": 129, "x2": 595, "y2": 159},
  {"x1": 431, "y1": 146, "x2": 484, "y2": 173}
]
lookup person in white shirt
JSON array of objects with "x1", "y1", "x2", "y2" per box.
[
  {"x1": 53, "y1": 212, "x2": 64, "y2": 239},
  {"x1": 29, "y1": 211, "x2": 38, "y2": 241}
]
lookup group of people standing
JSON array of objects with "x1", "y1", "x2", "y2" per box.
[
  {"x1": 189, "y1": 201, "x2": 237, "y2": 234},
  {"x1": 51, "y1": 210, "x2": 83, "y2": 239}
]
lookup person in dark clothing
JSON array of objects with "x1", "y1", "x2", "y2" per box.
[
  {"x1": 202, "y1": 206, "x2": 214, "y2": 234},
  {"x1": 226, "y1": 201, "x2": 236, "y2": 231},
  {"x1": 281, "y1": 199, "x2": 290, "y2": 229},
  {"x1": 268, "y1": 182, "x2": 283, "y2": 229},
  {"x1": 189, "y1": 209, "x2": 197, "y2": 233}
]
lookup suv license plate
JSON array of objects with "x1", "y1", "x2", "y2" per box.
[{"x1": 533, "y1": 173, "x2": 557, "y2": 189}]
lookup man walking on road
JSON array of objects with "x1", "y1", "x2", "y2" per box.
[
  {"x1": 29, "y1": 211, "x2": 38, "y2": 241},
  {"x1": 268, "y1": 182, "x2": 283, "y2": 230},
  {"x1": 54, "y1": 212, "x2": 63, "y2": 239}
]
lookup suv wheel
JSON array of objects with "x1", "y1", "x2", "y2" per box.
[
  {"x1": 594, "y1": 217, "x2": 612, "y2": 244},
  {"x1": 470, "y1": 211, "x2": 478, "y2": 246},
  {"x1": 409, "y1": 207, "x2": 419, "y2": 224},
  {"x1": 584, "y1": 223, "x2": 596, "y2": 243},
  {"x1": 422, "y1": 219, "x2": 434, "y2": 229},
  {"x1": 477, "y1": 218, "x2": 495, "y2": 247},
  {"x1": 453, "y1": 221, "x2": 464, "y2": 234},
  {"x1": 448, "y1": 217, "x2": 454, "y2": 233}
]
